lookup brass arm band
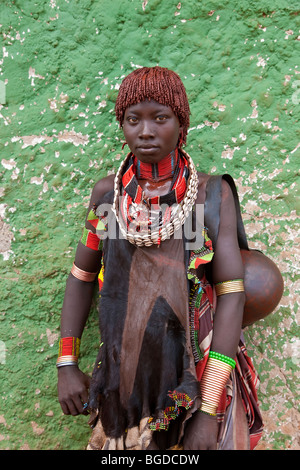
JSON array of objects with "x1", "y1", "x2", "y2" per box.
[
  {"x1": 71, "y1": 263, "x2": 97, "y2": 282},
  {"x1": 215, "y1": 279, "x2": 244, "y2": 296}
]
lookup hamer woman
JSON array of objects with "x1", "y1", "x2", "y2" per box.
[{"x1": 57, "y1": 66, "x2": 263, "y2": 450}]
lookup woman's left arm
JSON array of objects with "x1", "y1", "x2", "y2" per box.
[
  {"x1": 210, "y1": 178, "x2": 245, "y2": 356},
  {"x1": 183, "y1": 179, "x2": 245, "y2": 450}
]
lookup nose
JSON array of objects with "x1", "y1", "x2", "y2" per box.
[{"x1": 139, "y1": 120, "x2": 154, "y2": 139}]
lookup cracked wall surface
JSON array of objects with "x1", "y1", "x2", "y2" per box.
[{"x1": 0, "y1": 0, "x2": 299, "y2": 450}]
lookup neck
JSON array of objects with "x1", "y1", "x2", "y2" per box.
[{"x1": 134, "y1": 149, "x2": 179, "y2": 182}]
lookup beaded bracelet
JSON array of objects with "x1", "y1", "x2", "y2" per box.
[
  {"x1": 199, "y1": 352, "x2": 235, "y2": 417},
  {"x1": 56, "y1": 337, "x2": 81, "y2": 368},
  {"x1": 208, "y1": 350, "x2": 236, "y2": 369}
]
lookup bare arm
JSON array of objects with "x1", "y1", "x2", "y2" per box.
[
  {"x1": 59, "y1": 175, "x2": 114, "y2": 337},
  {"x1": 210, "y1": 179, "x2": 245, "y2": 356},
  {"x1": 184, "y1": 179, "x2": 245, "y2": 450},
  {"x1": 60, "y1": 244, "x2": 102, "y2": 339},
  {"x1": 57, "y1": 175, "x2": 114, "y2": 416}
]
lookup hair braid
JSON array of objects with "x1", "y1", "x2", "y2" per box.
[{"x1": 115, "y1": 66, "x2": 190, "y2": 145}]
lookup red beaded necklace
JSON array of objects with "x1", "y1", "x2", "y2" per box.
[
  {"x1": 112, "y1": 148, "x2": 199, "y2": 247},
  {"x1": 134, "y1": 149, "x2": 179, "y2": 182}
]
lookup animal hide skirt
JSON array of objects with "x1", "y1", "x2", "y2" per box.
[{"x1": 86, "y1": 232, "x2": 263, "y2": 450}]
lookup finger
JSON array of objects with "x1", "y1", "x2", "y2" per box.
[
  {"x1": 72, "y1": 393, "x2": 88, "y2": 416},
  {"x1": 60, "y1": 400, "x2": 71, "y2": 415},
  {"x1": 66, "y1": 398, "x2": 81, "y2": 416}
]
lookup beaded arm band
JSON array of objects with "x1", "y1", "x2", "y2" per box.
[
  {"x1": 70, "y1": 262, "x2": 98, "y2": 282},
  {"x1": 56, "y1": 337, "x2": 81, "y2": 368},
  {"x1": 215, "y1": 279, "x2": 244, "y2": 296},
  {"x1": 199, "y1": 351, "x2": 236, "y2": 416}
]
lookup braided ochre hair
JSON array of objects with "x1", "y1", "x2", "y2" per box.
[{"x1": 115, "y1": 66, "x2": 190, "y2": 145}]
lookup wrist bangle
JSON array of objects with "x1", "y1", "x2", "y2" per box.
[
  {"x1": 199, "y1": 401, "x2": 217, "y2": 416},
  {"x1": 199, "y1": 353, "x2": 235, "y2": 417},
  {"x1": 209, "y1": 350, "x2": 236, "y2": 369},
  {"x1": 56, "y1": 356, "x2": 78, "y2": 368},
  {"x1": 56, "y1": 337, "x2": 81, "y2": 368},
  {"x1": 199, "y1": 410, "x2": 217, "y2": 417}
]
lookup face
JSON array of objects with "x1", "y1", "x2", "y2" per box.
[{"x1": 122, "y1": 100, "x2": 183, "y2": 163}]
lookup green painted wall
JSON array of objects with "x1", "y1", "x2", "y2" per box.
[{"x1": 0, "y1": 0, "x2": 299, "y2": 450}]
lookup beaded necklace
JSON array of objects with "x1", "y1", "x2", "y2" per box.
[
  {"x1": 112, "y1": 148, "x2": 199, "y2": 247},
  {"x1": 134, "y1": 149, "x2": 179, "y2": 182}
]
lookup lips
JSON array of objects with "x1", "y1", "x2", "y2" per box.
[
  {"x1": 138, "y1": 145, "x2": 158, "y2": 150},
  {"x1": 137, "y1": 145, "x2": 159, "y2": 155}
]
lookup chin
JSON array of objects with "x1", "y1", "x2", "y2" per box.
[
  {"x1": 137, "y1": 155, "x2": 161, "y2": 164},
  {"x1": 136, "y1": 149, "x2": 173, "y2": 164}
]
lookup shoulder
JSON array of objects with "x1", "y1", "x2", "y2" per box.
[
  {"x1": 84, "y1": 173, "x2": 115, "y2": 215},
  {"x1": 90, "y1": 174, "x2": 115, "y2": 206}
]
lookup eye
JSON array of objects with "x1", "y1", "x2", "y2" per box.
[
  {"x1": 155, "y1": 115, "x2": 168, "y2": 122},
  {"x1": 126, "y1": 116, "x2": 138, "y2": 124}
]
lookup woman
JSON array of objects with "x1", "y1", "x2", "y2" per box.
[{"x1": 57, "y1": 66, "x2": 263, "y2": 450}]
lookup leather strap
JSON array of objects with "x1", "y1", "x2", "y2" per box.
[{"x1": 204, "y1": 174, "x2": 249, "y2": 250}]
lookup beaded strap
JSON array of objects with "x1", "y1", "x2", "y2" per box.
[
  {"x1": 81, "y1": 226, "x2": 103, "y2": 251},
  {"x1": 199, "y1": 351, "x2": 235, "y2": 416},
  {"x1": 56, "y1": 337, "x2": 81, "y2": 368}
]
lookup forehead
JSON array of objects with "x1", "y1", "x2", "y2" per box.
[{"x1": 124, "y1": 99, "x2": 175, "y2": 115}]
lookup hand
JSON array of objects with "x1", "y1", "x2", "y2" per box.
[
  {"x1": 57, "y1": 366, "x2": 91, "y2": 416},
  {"x1": 183, "y1": 411, "x2": 218, "y2": 450}
]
